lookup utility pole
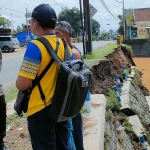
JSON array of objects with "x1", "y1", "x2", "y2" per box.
[
  {"x1": 83, "y1": 0, "x2": 93, "y2": 54},
  {"x1": 26, "y1": 8, "x2": 30, "y2": 42},
  {"x1": 116, "y1": 0, "x2": 126, "y2": 39},
  {"x1": 79, "y1": 0, "x2": 86, "y2": 56},
  {"x1": 123, "y1": 0, "x2": 126, "y2": 39}
]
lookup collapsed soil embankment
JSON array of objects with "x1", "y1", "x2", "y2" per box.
[{"x1": 90, "y1": 46, "x2": 138, "y2": 95}]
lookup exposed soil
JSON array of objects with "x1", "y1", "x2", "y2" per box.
[
  {"x1": 5, "y1": 117, "x2": 91, "y2": 150},
  {"x1": 5, "y1": 117, "x2": 31, "y2": 150},
  {"x1": 90, "y1": 46, "x2": 134, "y2": 95}
]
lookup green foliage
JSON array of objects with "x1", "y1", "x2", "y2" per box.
[
  {"x1": 126, "y1": 13, "x2": 133, "y2": 24},
  {"x1": 91, "y1": 18, "x2": 100, "y2": 37},
  {"x1": 84, "y1": 53, "x2": 96, "y2": 59},
  {"x1": 92, "y1": 35, "x2": 96, "y2": 41},
  {"x1": 58, "y1": 7, "x2": 80, "y2": 37},
  {"x1": 101, "y1": 31, "x2": 110, "y2": 39},
  {"x1": 106, "y1": 88, "x2": 121, "y2": 110},
  {"x1": 13, "y1": 24, "x2": 24, "y2": 34},
  {"x1": 131, "y1": 68, "x2": 142, "y2": 86},
  {"x1": 126, "y1": 45, "x2": 134, "y2": 56},
  {"x1": 0, "y1": 15, "x2": 11, "y2": 28},
  {"x1": 124, "y1": 39, "x2": 147, "y2": 45},
  {"x1": 124, "y1": 117, "x2": 135, "y2": 133},
  {"x1": 117, "y1": 15, "x2": 124, "y2": 35}
]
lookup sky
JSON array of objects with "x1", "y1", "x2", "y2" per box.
[{"x1": 0, "y1": 0, "x2": 149, "y2": 32}]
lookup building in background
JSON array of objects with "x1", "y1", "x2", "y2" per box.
[{"x1": 125, "y1": 8, "x2": 150, "y2": 39}]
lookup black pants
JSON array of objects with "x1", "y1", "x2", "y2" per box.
[
  {"x1": 0, "y1": 95, "x2": 6, "y2": 144},
  {"x1": 72, "y1": 113, "x2": 84, "y2": 150},
  {"x1": 27, "y1": 106, "x2": 71, "y2": 150}
]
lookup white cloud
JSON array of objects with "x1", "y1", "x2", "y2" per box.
[{"x1": 0, "y1": 0, "x2": 148, "y2": 31}]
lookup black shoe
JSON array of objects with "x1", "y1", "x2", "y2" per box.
[{"x1": 0, "y1": 143, "x2": 9, "y2": 150}]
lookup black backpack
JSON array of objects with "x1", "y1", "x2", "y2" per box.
[{"x1": 37, "y1": 37, "x2": 92, "y2": 123}]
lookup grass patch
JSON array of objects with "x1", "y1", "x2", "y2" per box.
[
  {"x1": 84, "y1": 44, "x2": 118, "y2": 60},
  {"x1": 5, "y1": 86, "x2": 18, "y2": 103},
  {"x1": 6, "y1": 113, "x2": 27, "y2": 126},
  {"x1": 131, "y1": 68, "x2": 142, "y2": 86},
  {"x1": 83, "y1": 44, "x2": 118, "y2": 69},
  {"x1": 106, "y1": 88, "x2": 121, "y2": 110}
]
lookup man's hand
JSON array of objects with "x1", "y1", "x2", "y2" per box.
[
  {"x1": 72, "y1": 48, "x2": 81, "y2": 60},
  {"x1": 16, "y1": 76, "x2": 32, "y2": 91}
]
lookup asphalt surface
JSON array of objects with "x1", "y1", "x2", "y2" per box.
[{"x1": 1, "y1": 41, "x2": 115, "y2": 91}]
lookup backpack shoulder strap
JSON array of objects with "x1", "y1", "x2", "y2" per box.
[
  {"x1": 37, "y1": 37, "x2": 62, "y2": 65},
  {"x1": 32, "y1": 37, "x2": 60, "y2": 89}
]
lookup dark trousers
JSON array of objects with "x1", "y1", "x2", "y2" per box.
[
  {"x1": 27, "y1": 106, "x2": 71, "y2": 150},
  {"x1": 72, "y1": 113, "x2": 84, "y2": 150},
  {"x1": 0, "y1": 95, "x2": 6, "y2": 144}
]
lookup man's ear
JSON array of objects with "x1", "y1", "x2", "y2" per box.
[{"x1": 65, "y1": 32, "x2": 70, "y2": 37}]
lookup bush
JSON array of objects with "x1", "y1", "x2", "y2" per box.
[
  {"x1": 92, "y1": 35, "x2": 96, "y2": 41},
  {"x1": 126, "y1": 45, "x2": 134, "y2": 56},
  {"x1": 124, "y1": 39, "x2": 147, "y2": 45}
]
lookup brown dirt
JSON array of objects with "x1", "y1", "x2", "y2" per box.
[
  {"x1": 5, "y1": 117, "x2": 89, "y2": 150},
  {"x1": 90, "y1": 46, "x2": 133, "y2": 95},
  {"x1": 4, "y1": 118, "x2": 31, "y2": 150},
  {"x1": 133, "y1": 57, "x2": 150, "y2": 92}
]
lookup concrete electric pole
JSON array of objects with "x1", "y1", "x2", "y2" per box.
[
  {"x1": 79, "y1": 0, "x2": 86, "y2": 56},
  {"x1": 83, "y1": 0, "x2": 93, "y2": 54},
  {"x1": 123, "y1": 0, "x2": 126, "y2": 39}
]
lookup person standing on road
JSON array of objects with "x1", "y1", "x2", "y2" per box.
[
  {"x1": 55, "y1": 21, "x2": 84, "y2": 150},
  {"x1": 0, "y1": 49, "x2": 9, "y2": 150},
  {"x1": 16, "y1": 4, "x2": 72, "y2": 150}
]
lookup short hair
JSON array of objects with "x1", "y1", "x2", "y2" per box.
[{"x1": 56, "y1": 21, "x2": 72, "y2": 37}]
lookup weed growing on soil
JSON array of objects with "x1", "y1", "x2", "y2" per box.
[
  {"x1": 131, "y1": 68, "x2": 142, "y2": 86},
  {"x1": 106, "y1": 88, "x2": 121, "y2": 111},
  {"x1": 6, "y1": 113, "x2": 27, "y2": 126},
  {"x1": 126, "y1": 45, "x2": 134, "y2": 57}
]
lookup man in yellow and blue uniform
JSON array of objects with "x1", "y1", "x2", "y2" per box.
[{"x1": 16, "y1": 4, "x2": 72, "y2": 150}]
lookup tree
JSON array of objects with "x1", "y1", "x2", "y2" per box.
[
  {"x1": 126, "y1": 13, "x2": 133, "y2": 24},
  {"x1": 0, "y1": 15, "x2": 11, "y2": 28},
  {"x1": 12, "y1": 24, "x2": 25, "y2": 35},
  {"x1": 101, "y1": 30, "x2": 110, "y2": 39},
  {"x1": 91, "y1": 19, "x2": 100, "y2": 37},
  {"x1": 117, "y1": 15, "x2": 124, "y2": 35},
  {"x1": 58, "y1": 7, "x2": 81, "y2": 37}
]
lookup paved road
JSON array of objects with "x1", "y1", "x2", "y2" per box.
[
  {"x1": 1, "y1": 41, "x2": 115, "y2": 90},
  {"x1": 75, "y1": 41, "x2": 115, "y2": 55}
]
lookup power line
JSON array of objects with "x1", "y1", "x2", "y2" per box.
[
  {"x1": 98, "y1": 0, "x2": 117, "y2": 20},
  {"x1": 110, "y1": 0, "x2": 121, "y2": 8},
  {"x1": 116, "y1": 0, "x2": 122, "y2": 3},
  {"x1": 0, "y1": 10, "x2": 25, "y2": 19},
  {"x1": 0, "y1": 6, "x2": 25, "y2": 14}
]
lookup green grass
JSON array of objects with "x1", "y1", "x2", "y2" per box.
[
  {"x1": 83, "y1": 44, "x2": 118, "y2": 68},
  {"x1": 106, "y1": 88, "x2": 121, "y2": 110},
  {"x1": 5, "y1": 86, "x2": 18, "y2": 103},
  {"x1": 6, "y1": 113, "x2": 27, "y2": 126},
  {"x1": 84, "y1": 44, "x2": 118, "y2": 60}
]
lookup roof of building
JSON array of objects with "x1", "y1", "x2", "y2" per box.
[{"x1": 134, "y1": 8, "x2": 150, "y2": 22}]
